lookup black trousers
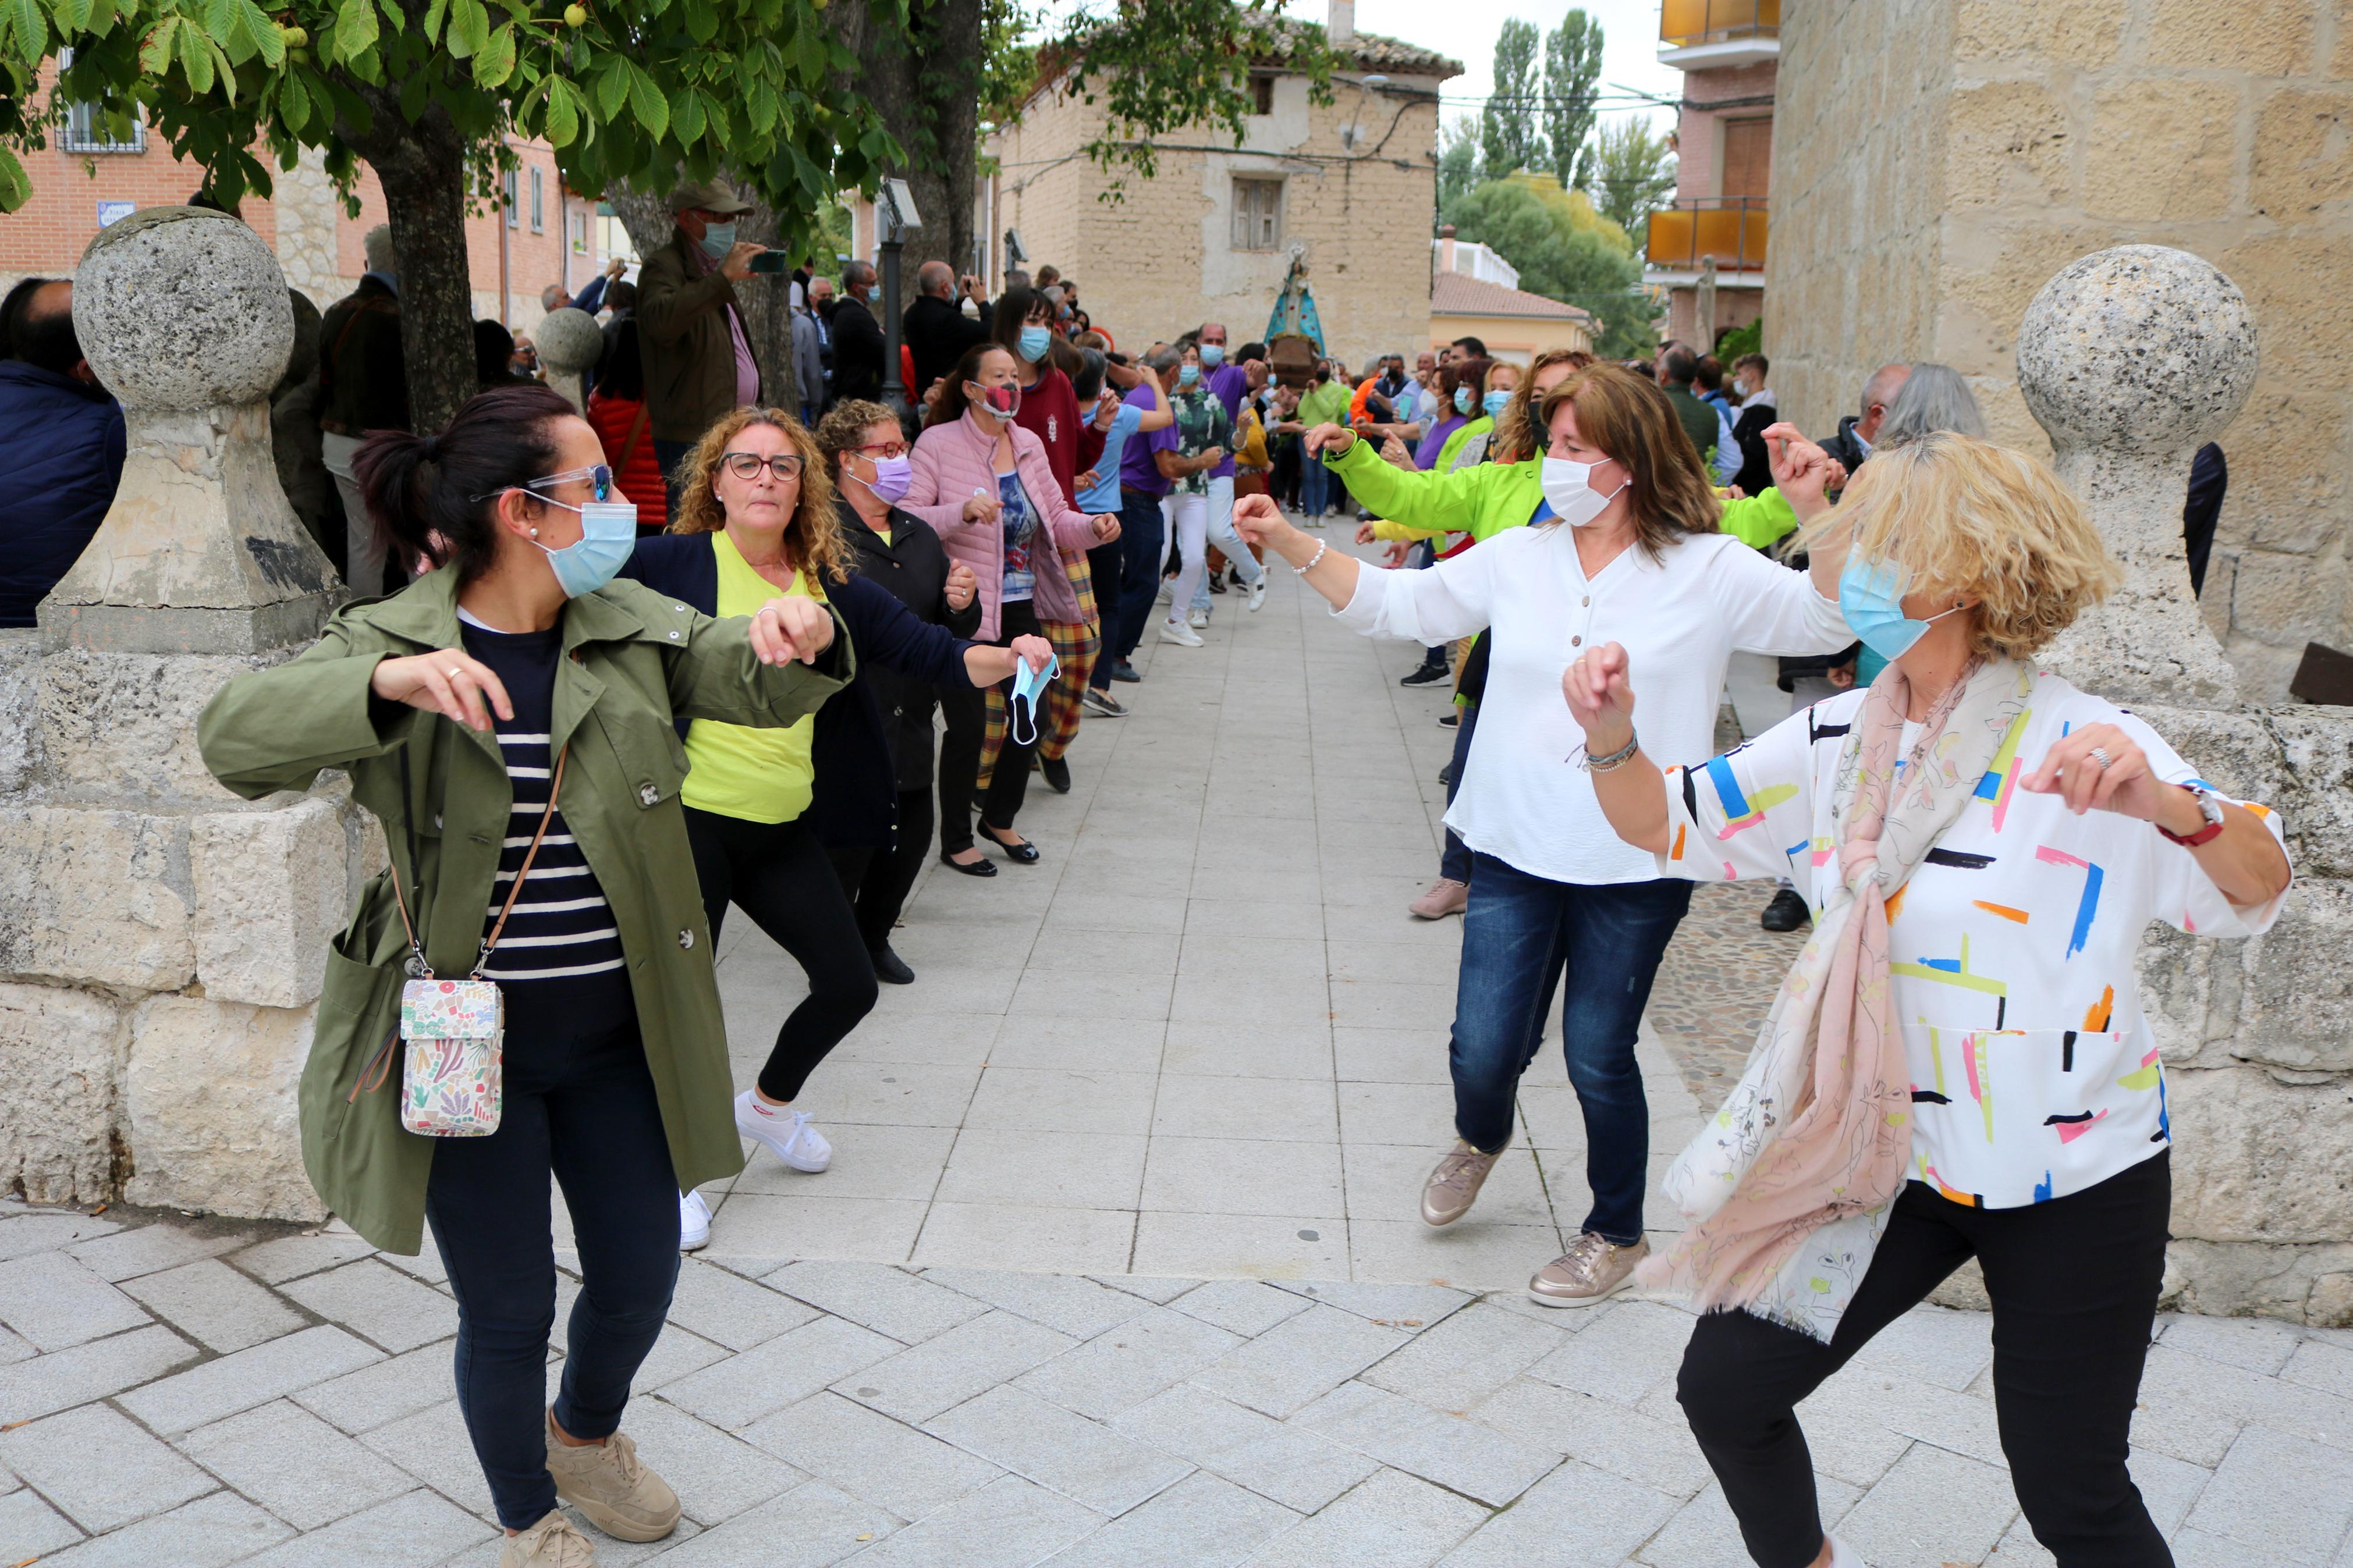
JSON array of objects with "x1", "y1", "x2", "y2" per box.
[
  {"x1": 682, "y1": 806, "x2": 878, "y2": 1103},
  {"x1": 937, "y1": 597, "x2": 1042, "y2": 852},
  {"x1": 827, "y1": 785, "x2": 932, "y2": 952},
  {"x1": 1677, "y1": 1153, "x2": 2175, "y2": 1568},
  {"x1": 425, "y1": 1012, "x2": 680, "y2": 1531}
]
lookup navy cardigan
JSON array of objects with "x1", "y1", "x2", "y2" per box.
[{"x1": 619, "y1": 531, "x2": 976, "y2": 848}]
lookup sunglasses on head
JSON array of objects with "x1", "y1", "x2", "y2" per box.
[{"x1": 472, "y1": 464, "x2": 613, "y2": 504}]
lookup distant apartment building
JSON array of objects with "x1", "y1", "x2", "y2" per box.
[{"x1": 1644, "y1": 1, "x2": 1777, "y2": 351}]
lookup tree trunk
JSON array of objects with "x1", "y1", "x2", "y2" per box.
[
  {"x1": 608, "y1": 184, "x2": 800, "y2": 415},
  {"x1": 343, "y1": 91, "x2": 478, "y2": 434},
  {"x1": 832, "y1": 0, "x2": 981, "y2": 280}
]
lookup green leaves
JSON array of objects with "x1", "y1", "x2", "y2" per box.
[
  {"x1": 469, "y1": 17, "x2": 513, "y2": 84},
  {"x1": 541, "y1": 74, "x2": 580, "y2": 145},
  {"x1": 333, "y1": 0, "x2": 377, "y2": 62},
  {"x1": 623, "y1": 58, "x2": 663, "y2": 137}
]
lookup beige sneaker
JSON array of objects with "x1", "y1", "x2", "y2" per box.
[
  {"x1": 1421, "y1": 1140, "x2": 1502, "y2": 1227},
  {"x1": 1529, "y1": 1232, "x2": 1649, "y2": 1308},
  {"x1": 544, "y1": 1414, "x2": 681, "y2": 1543},
  {"x1": 1408, "y1": 878, "x2": 1468, "y2": 920},
  {"x1": 501, "y1": 1510, "x2": 598, "y2": 1567}
]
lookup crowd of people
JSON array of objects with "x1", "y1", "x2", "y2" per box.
[{"x1": 0, "y1": 175, "x2": 2256, "y2": 1568}]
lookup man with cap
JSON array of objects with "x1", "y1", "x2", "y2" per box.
[{"x1": 637, "y1": 179, "x2": 767, "y2": 510}]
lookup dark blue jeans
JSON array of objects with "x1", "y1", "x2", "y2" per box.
[
  {"x1": 1450, "y1": 855, "x2": 1692, "y2": 1244},
  {"x1": 425, "y1": 1011, "x2": 682, "y2": 1530},
  {"x1": 1438, "y1": 699, "x2": 1479, "y2": 884},
  {"x1": 1108, "y1": 489, "x2": 1167, "y2": 669}
]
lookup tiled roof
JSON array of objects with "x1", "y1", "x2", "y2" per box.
[
  {"x1": 1431, "y1": 270, "x2": 1592, "y2": 321},
  {"x1": 1245, "y1": 15, "x2": 1464, "y2": 77}
]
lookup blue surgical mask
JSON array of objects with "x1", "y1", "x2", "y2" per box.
[
  {"x1": 1017, "y1": 325, "x2": 1053, "y2": 362},
  {"x1": 698, "y1": 222, "x2": 736, "y2": 261},
  {"x1": 1007, "y1": 650, "x2": 1062, "y2": 746},
  {"x1": 1838, "y1": 555, "x2": 1965, "y2": 663},
  {"x1": 1483, "y1": 390, "x2": 1512, "y2": 420},
  {"x1": 1178, "y1": 363, "x2": 1201, "y2": 387},
  {"x1": 1199, "y1": 343, "x2": 1225, "y2": 368},
  {"x1": 533, "y1": 497, "x2": 640, "y2": 597},
  {"x1": 1454, "y1": 385, "x2": 1474, "y2": 414}
]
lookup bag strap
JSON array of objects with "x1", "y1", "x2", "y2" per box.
[
  {"x1": 616, "y1": 404, "x2": 652, "y2": 483},
  {"x1": 473, "y1": 744, "x2": 569, "y2": 977}
]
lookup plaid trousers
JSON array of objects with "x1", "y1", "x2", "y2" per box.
[{"x1": 978, "y1": 554, "x2": 1101, "y2": 785}]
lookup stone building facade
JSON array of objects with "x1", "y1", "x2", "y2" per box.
[
  {"x1": 978, "y1": 6, "x2": 1458, "y2": 371},
  {"x1": 1764, "y1": 0, "x2": 2353, "y2": 702}
]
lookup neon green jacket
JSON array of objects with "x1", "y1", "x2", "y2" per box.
[{"x1": 1332, "y1": 438, "x2": 1798, "y2": 550}]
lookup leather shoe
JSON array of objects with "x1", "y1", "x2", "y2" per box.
[
  {"x1": 981, "y1": 824, "x2": 1041, "y2": 863},
  {"x1": 1761, "y1": 887, "x2": 1811, "y2": 931},
  {"x1": 939, "y1": 850, "x2": 997, "y2": 878},
  {"x1": 1400, "y1": 664, "x2": 1451, "y2": 688},
  {"x1": 1108, "y1": 660, "x2": 1142, "y2": 684},
  {"x1": 869, "y1": 944, "x2": 915, "y2": 985},
  {"x1": 1040, "y1": 756, "x2": 1072, "y2": 793}
]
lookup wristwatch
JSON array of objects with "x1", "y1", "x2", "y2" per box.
[{"x1": 2156, "y1": 784, "x2": 2227, "y2": 847}]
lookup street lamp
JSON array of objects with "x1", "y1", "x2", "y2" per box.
[
  {"x1": 876, "y1": 177, "x2": 921, "y2": 419},
  {"x1": 1341, "y1": 73, "x2": 1390, "y2": 152}
]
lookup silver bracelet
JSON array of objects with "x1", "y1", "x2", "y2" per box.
[
  {"x1": 1291, "y1": 540, "x2": 1328, "y2": 576},
  {"x1": 1582, "y1": 733, "x2": 1641, "y2": 773}
]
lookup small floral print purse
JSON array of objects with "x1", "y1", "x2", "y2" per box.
[{"x1": 353, "y1": 748, "x2": 569, "y2": 1138}]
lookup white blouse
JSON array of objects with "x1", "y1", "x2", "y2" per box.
[
  {"x1": 1333, "y1": 523, "x2": 1854, "y2": 884},
  {"x1": 1655, "y1": 671, "x2": 2290, "y2": 1208}
]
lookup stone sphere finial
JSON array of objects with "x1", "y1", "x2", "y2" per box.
[
  {"x1": 75, "y1": 207, "x2": 294, "y2": 413},
  {"x1": 534, "y1": 307, "x2": 604, "y2": 376},
  {"x1": 2016, "y1": 245, "x2": 2256, "y2": 457}
]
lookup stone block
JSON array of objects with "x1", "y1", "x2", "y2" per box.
[
  {"x1": 120, "y1": 995, "x2": 323, "y2": 1223},
  {"x1": 0, "y1": 807, "x2": 193, "y2": 992},
  {"x1": 33, "y1": 648, "x2": 272, "y2": 808},
  {"x1": 2235, "y1": 879, "x2": 2353, "y2": 1073},
  {"x1": 0, "y1": 631, "x2": 38, "y2": 795},
  {"x1": 1944, "y1": 79, "x2": 2075, "y2": 212},
  {"x1": 0, "y1": 1403, "x2": 212, "y2": 1533},
  {"x1": 2269, "y1": 707, "x2": 2353, "y2": 877},
  {"x1": 2165, "y1": 1237, "x2": 2353, "y2": 1325},
  {"x1": 2145, "y1": 0, "x2": 2317, "y2": 74},
  {"x1": 0, "y1": 983, "x2": 127, "y2": 1205},
  {"x1": 2252, "y1": 87, "x2": 2353, "y2": 221},
  {"x1": 189, "y1": 794, "x2": 350, "y2": 1007},
  {"x1": 1953, "y1": 0, "x2": 2124, "y2": 65},
  {"x1": 2085, "y1": 78, "x2": 2239, "y2": 222},
  {"x1": 2167, "y1": 1065, "x2": 2353, "y2": 1245}
]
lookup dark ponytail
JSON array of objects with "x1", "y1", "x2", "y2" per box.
[{"x1": 351, "y1": 383, "x2": 576, "y2": 585}]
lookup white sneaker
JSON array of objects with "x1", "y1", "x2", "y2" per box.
[
  {"x1": 1158, "y1": 619, "x2": 1204, "y2": 648},
  {"x1": 1246, "y1": 575, "x2": 1266, "y2": 611},
  {"x1": 1156, "y1": 582, "x2": 1173, "y2": 604},
  {"x1": 677, "y1": 1189, "x2": 711, "y2": 1251},
  {"x1": 734, "y1": 1090, "x2": 831, "y2": 1172},
  {"x1": 1187, "y1": 607, "x2": 1209, "y2": 630},
  {"x1": 1826, "y1": 1535, "x2": 1868, "y2": 1568}
]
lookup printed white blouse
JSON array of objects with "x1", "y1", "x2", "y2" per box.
[{"x1": 1655, "y1": 669, "x2": 2289, "y2": 1208}]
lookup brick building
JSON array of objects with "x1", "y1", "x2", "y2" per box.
[
  {"x1": 2, "y1": 65, "x2": 619, "y2": 329},
  {"x1": 977, "y1": 1, "x2": 1459, "y2": 371},
  {"x1": 1644, "y1": 1, "x2": 1778, "y2": 350}
]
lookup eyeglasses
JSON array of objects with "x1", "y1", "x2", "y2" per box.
[
  {"x1": 852, "y1": 440, "x2": 910, "y2": 459},
  {"x1": 471, "y1": 464, "x2": 612, "y2": 503},
  {"x1": 721, "y1": 452, "x2": 804, "y2": 482}
]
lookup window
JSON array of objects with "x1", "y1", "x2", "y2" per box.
[
  {"x1": 529, "y1": 167, "x2": 544, "y2": 232},
  {"x1": 572, "y1": 212, "x2": 589, "y2": 254},
  {"x1": 1231, "y1": 177, "x2": 1282, "y2": 250},
  {"x1": 55, "y1": 49, "x2": 143, "y2": 153},
  {"x1": 1250, "y1": 73, "x2": 1276, "y2": 116},
  {"x1": 503, "y1": 169, "x2": 518, "y2": 227},
  {"x1": 1720, "y1": 117, "x2": 1772, "y2": 200}
]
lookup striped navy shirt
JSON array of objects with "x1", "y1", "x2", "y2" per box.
[{"x1": 457, "y1": 614, "x2": 631, "y2": 998}]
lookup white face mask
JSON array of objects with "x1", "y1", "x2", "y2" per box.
[{"x1": 1539, "y1": 456, "x2": 1628, "y2": 529}]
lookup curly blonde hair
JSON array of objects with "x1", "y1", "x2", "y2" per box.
[
  {"x1": 1794, "y1": 431, "x2": 2119, "y2": 661},
  {"x1": 667, "y1": 407, "x2": 851, "y2": 584}
]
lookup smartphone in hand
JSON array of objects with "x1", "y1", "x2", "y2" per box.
[{"x1": 746, "y1": 251, "x2": 790, "y2": 275}]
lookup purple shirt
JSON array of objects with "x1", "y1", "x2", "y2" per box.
[
  {"x1": 1117, "y1": 382, "x2": 1179, "y2": 498},
  {"x1": 1205, "y1": 362, "x2": 1248, "y2": 480},
  {"x1": 1415, "y1": 414, "x2": 1467, "y2": 470}
]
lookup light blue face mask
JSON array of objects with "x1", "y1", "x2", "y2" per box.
[
  {"x1": 698, "y1": 221, "x2": 736, "y2": 261},
  {"x1": 1199, "y1": 343, "x2": 1225, "y2": 368},
  {"x1": 1017, "y1": 325, "x2": 1053, "y2": 362},
  {"x1": 1482, "y1": 389, "x2": 1512, "y2": 420},
  {"x1": 1838, "y1": 555, "x2": 1965, "y2": 663},
  {"x1": 1453, "y1": 385, "x2": 1473, "y2": 414},
  {"x1": 533, "y1": 497, "x2": 640, "y2": 597},
  {"x1": 1177, "y1": 362, "x2": 1201, "y2": 387},
  {"x1": 1007, "y1": 650, "x2": 1062, "y2": 746}
]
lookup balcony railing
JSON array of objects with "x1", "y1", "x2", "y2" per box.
[
  {"x1": 1645, "y1": 197, "x2": 1768, "y2": 274},
  {"x1": 1659, "y1": 0, "x2": 1780, "y2": 51}
]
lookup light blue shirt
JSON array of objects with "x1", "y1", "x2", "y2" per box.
[{"x1": 1078, "y1": 400, "x2": 1141, "y2": 513}]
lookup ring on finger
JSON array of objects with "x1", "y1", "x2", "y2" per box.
[
  {"x1": 2089, "y1": 746, "x2": 2113, "y2": 770},
  {"x1": 446, "y1": 667, "x2": 464, "y2": 680}
]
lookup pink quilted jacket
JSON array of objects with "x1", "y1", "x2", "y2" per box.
[{"x1": 903, "y1": 411, "x2": 1099, "y2": 640}]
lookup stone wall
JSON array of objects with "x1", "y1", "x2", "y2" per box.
[{"x1": 1766, "y1": 0, "x2": 2353, "y2": 699}]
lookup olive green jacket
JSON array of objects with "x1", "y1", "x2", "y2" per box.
[{"x1": 196, "y1": 568, "x2": 852, "y2": 1254}]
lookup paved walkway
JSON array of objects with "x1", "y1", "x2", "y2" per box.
[{"x1": 5, "y1": 545, "x2": 2351, "y2": 1567}]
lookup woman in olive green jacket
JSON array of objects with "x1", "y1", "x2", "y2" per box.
[{"x1": 197, "y1": 383, "x2": 849, "y2": 1568}]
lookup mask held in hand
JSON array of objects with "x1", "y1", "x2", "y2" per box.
[{"x1": 1007, "y1": 649, "x2": 1062, "y2": 748}]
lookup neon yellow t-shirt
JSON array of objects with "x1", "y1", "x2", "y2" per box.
[{"x1": 680, "y1": 532, "x2": 820, "y2": 824}]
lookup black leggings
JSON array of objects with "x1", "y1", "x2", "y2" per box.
[
  {"x1": 425, "y1": 1013, "x2": 680, "y2": 1531},
  {"x1": 826, "y1": 785, "x2": 932, "y2": 952},
  {"x1": 1677, "y1": 1153, "x2": 2174, "y2": 1568},
  {"x1": 936, "y1": 597, "x2": 1042, "y2": 852},
  {"x1": 683, "y1": 806, "x2": 878, "y2": 1103}
]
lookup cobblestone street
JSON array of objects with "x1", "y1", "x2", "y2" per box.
[{"x1": 4, "y1": 556, "x2": 2350, "y2": 1567}]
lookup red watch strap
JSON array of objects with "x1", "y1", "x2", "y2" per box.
[{"x1": 2157, "y1": 818, "x2": 2225, "y2": 847}]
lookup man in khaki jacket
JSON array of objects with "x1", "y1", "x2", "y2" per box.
[{"x1": 637, "y1": 179, "x2": 767, "y2": 507}]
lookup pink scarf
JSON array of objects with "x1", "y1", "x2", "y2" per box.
[{"x1": 1639, "y1": 657, "x2": 2032, "y2": 1341}]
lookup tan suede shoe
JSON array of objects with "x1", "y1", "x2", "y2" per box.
[
  {"x1": 544, "y1": 1414, "x2": 681, "y2": 1543},
  {"x1": 1421, "y1": 1140, "x2": 1502, "y2": 1227},
  {"x1": 500, "y1": 1510, "x2": 598, "y2": 1567},
  {"x1": 1528, "y1": 1232, "x2": 1649, "y2": 1308}
]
